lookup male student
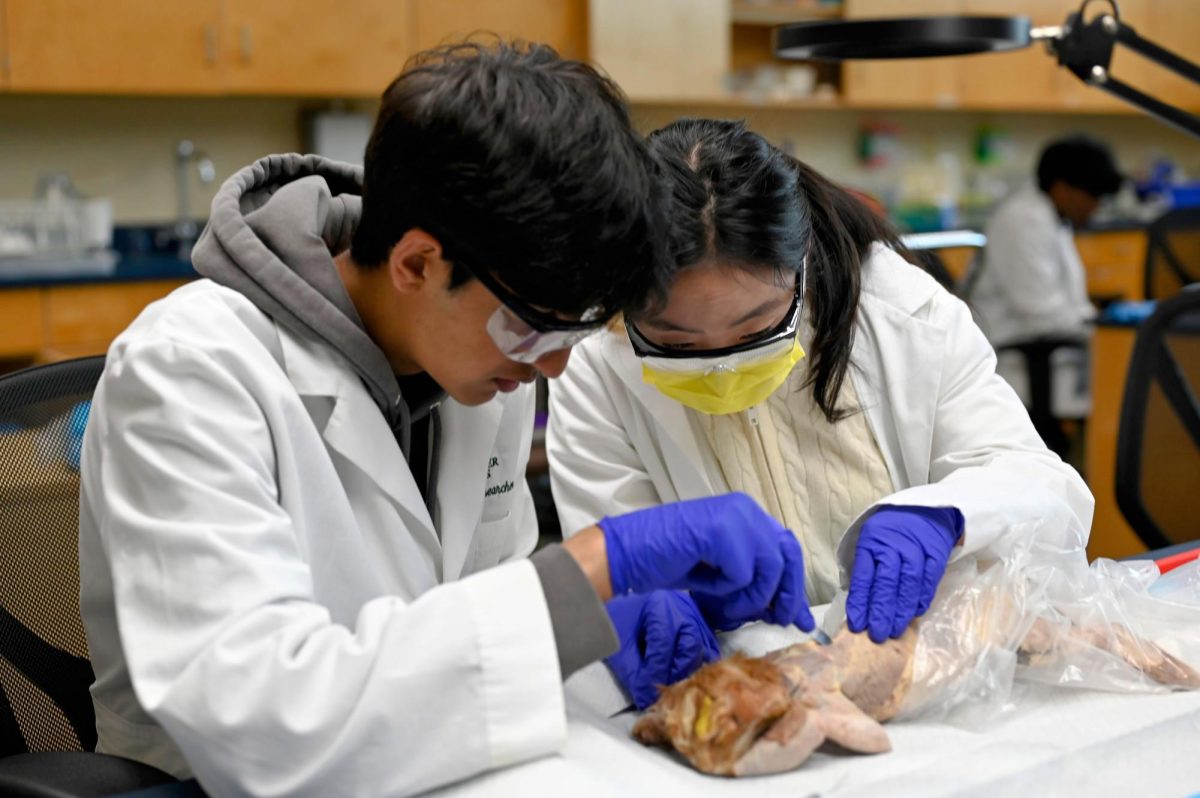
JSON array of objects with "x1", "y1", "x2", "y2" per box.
[{"x1": 79, "y1": 41, "x2": 811, "y2": 796}]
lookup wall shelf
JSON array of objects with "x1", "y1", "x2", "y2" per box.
[{"x1": 730, "y1": 1, "x2": 843, "y2": 26}]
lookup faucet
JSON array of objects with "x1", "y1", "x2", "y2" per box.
[{"x1": 173, "y1": 140, "x2": 216, "y2": 261}]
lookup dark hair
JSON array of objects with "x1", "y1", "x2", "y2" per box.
[
  {"x1": 1036, "y1": 135, "x2": 1123, "y2": 198},
  {"x1": 351, "y1": 39, "x2": 668, "y2": 318},
  {"x1": 644, "y1": 118, "x2": 907, "y2": 422}
]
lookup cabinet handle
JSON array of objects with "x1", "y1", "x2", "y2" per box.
[
  {"x1": 203, "y1": 25, "x2": 217, "y2": 66},
  {"x1": 239, "y1": 25, "x2": 253, "y2": 63}
]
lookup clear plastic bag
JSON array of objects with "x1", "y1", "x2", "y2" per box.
[{"x1": 823, "y1": 521, "x2": 1200, "y2": 726}]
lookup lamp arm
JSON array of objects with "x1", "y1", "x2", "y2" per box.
[{"x1": 1050, "y1": 9, "x2": 1200, "y2": 138}]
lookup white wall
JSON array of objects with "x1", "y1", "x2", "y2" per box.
[{"x1": 0, "y1": 96, "x2": 307, "y2": 223}]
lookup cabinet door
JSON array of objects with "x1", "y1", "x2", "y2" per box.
[
  {"x1": 5, "y1": 0, "x2": 221, "y2": 94},
  {"x1": 842, "y1": 0, "x2": 964, "y2": 109},
  {"x1": 0, "y1": 289, "x2": 42, "y2": 359},
  {"x1": 1144, "y1": 0, "x2": 1200, "y2": 112},
  {"x1": 411, "y1": 0, "x2": 587, "y2": 62},
  {"x1": 42, "y1": 281, "x2": 188, "y2": 358},
  {"x1": 960, "y1": 0, "x2": 1059, "y2": 110},
  {"x1": 589, "y1": 0, "x2": 729, "y2": 102},
  {"x1": 1, "y1": 0, "x2": 10, "y2": 89},
  {"x1": 1075, "y1": 230, "x2": 1148, "y2": 302},
  {"x1": 223, "y1": 0, "x2": 411, "y2": 96}
]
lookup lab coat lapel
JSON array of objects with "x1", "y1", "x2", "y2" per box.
[
  {"x1": 279, "y1": 329, "x2": 441, "y2": 558},
  {"x1": 852, "y1": 293, "x2": 945, "y2": 490},
  {"x1": 437, "y1": 398, "x2": 506, "y2": 582}
]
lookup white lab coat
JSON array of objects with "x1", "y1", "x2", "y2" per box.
[
  {"x1": 973, "y1": 182, "x2": 1096, "y2": 348},
  {"x1": 548, "y1": 245, "x2": 1094, "y2": 578},
  {"x1": 971, "y1": 182, "x2": 1097, "y2": 416},
  {"x1": 79, "y1": 280, "x2": 561, "y2": 797}
]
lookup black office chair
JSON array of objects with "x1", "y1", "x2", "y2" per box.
[
  {"x1": 1115, "y1": 287, "x2": 1200, "y2": 550},
  {"x1": 0, "y1": 357, "x2": 178, "y2": 797},
  {"x1": 1144, "y1": 206, "x2": 1200, "y2": 301}
]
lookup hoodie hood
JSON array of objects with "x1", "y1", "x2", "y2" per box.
[{"x1": 192, "y1": 154, "x2": 439, "y2": 454}]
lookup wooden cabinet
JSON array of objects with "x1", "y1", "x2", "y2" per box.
[
  {"x1": 2, "y1": 0, "x2": 592, "y2": 97},
  {"x1": 959, "y1": 0, "x2": 1060, "y2": 111},
  {"x1": 589, "y1": 0, "x2": 729, "y2": 101},
  {"x1": 842, "y1": 0, "x2": 1179, "y2": 113},
  {"x1": 0, "y1": 280, "x2": 188, "y2": 367},
  {"x1": 0, "y1": 289, "x2": 41, "y2": 358},
  {"x1": 842, "y1": 0, "x2": 964, "y2": 109},
  {"x1": 42, "y1": 280, "x2": 185, "y2": 359},
  {"x1": 1076, "y1": 229, "x2": 1148, "y2": 302},
  {"x1": 1085, "y1": 324, "x2": 1144, "y2": 560},
  {"x1": 222, "y1": 0, "x2": 411, "y2": 96},
  {"x1": 1145, "y1": 0, "x2": 1200, "y2": 112},
  {"x1": 1, "y1": 0, "x2": 1192, "y2": 106},
  {"x1": 1054, "y1": 0, "x2": 1153, "y2": 113},
  {"x1": 411, "y1": 0, "x2": 587, "y2": 62},
  {"x1": 5, "y1": 0, "x2": 222, "y2": 94},
  {"x1": 6, "y1": 0, "x2": 410, "y2": 97},
  {"x1": 0, "y1": 0, "x2": 9, "y2": 89}
]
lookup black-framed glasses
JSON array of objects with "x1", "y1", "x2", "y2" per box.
[{"x1": 626, "y1": 287, "x2": 804, "y2": 360}]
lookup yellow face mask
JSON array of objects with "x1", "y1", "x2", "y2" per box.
[{"x1": 641, "y1": 337, "x2": 806, "y2": 415}]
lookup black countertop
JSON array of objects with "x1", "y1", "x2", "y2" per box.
[
  {"x1": 0, "y1": 252, "x2": 198, "y2": 288},
  {"x1": 0, "y1": 226, "x2": 199, "y2": 288}
]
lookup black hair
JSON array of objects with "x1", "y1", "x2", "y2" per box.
[
  {"x1": 1036, "y1": 135, "x2": 1123, "y2": 198},
  {"x1": 644, "y1": 118, "x2": 908, "y2": 422},
  {"x1": 351, "y1": 39, "x2": 668, "y2": 319}
]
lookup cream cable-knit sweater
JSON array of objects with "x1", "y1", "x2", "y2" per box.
[{"x1": 688, "y1": 358, "x2": 895, "y2": 604}]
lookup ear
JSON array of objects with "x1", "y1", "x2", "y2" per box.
[{"x1": 386, "y1": 228, "x2": 448, "y2": 294}]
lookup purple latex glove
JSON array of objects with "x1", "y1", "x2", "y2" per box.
[
  {"x1": 598, "y1": 493, "x2": 814, "y2": 632},
  {"x1": 846, "y1": 505, "x2": 964, "y2": 643},
  {"x1": 605, "y1": 591, "x2": 721, "y2": 709}
]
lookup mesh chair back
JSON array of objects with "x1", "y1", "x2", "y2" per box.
[
  {"x1": 1115, "y1": 289, "x2": 1200, "y2": 549},
  {"x1": 1145, "y1": 207, "x2": 1200, "y2": 300},
  {"x1": 0, "y1": 357, "x2": 105, "y2": 757}
]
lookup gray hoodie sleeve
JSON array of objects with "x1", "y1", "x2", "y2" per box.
[{"x1": 530, "y1": 545, "x2": 618, "y2": 679}]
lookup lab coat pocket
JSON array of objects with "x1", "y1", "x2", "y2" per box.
[{"x1": 463, "y1": 512, "x2": 514, "y2": 575}]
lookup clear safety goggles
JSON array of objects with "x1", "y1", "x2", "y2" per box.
[
  {"x1": 466, "y1": 255, "x2": 607, "y2": 364},
  {"x1": 638, "y1": 333, "x2": 799, "y2": 376},
  {"x1": 625, "y1": 283, "x2": 804, "y2": 362}
]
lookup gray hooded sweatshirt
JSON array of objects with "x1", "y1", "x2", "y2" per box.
[{"x1": 192, "y1": 154, "x2": 614, "y2": 678}]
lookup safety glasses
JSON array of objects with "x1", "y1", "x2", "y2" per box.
[
  {"x1": 457, "y1": 250, "x2": 607, "y2": 364},
  {"x1": 626, "y1": 286, "x2": 804, "y2": 360}
]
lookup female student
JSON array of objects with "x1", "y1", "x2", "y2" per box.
[{"x1": 548, "y1": 119, "x2": 1093, "y2": 706}]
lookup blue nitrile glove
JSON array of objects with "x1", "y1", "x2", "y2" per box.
[
  {"x1": 598, "y1": 493, "x2": 815, "y2": 632},
  {"x1": 691, "y1": 529, "x2": 809, "y2": 631},
  {"x1": 846, "y1": 505, "x2": 965, "y2": 643},
  {"x1": 604, "y1": 590, "x2": 721, "y2": 710}
]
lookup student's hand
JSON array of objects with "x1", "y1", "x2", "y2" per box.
[
  {"x1": 596, "y1": 493, "x2": 815, "y2": 632},
  {"x1": 604, "y1": 590, "x2": 720, "y2": 709},
  {"x1": 846, "y1": 505, "x2": 964, "y2": 643}
]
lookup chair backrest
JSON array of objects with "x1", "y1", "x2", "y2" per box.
[
  {"x1": 1115, "y1": 288, "x2": 1200, "y2": 549},
  {"x1": 0, "y1": 357, "x2": 105, "y2": 758},
  {"x1": 1144, "y1": 206, "x2": 1200, "y2": 300}
]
